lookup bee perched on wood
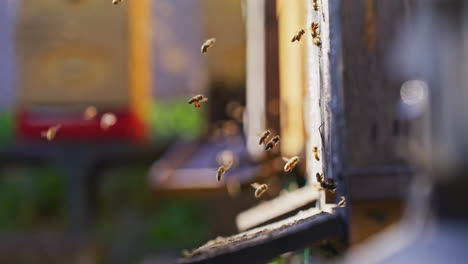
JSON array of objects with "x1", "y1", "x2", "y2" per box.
[
  {"x1": 283, "y1": 156, "x2": 300, "y2": 172},
  {"x1": 112, "y1": 0, "x2": 123, "y2": 5},
  {"x1": 265, "y1": 135, "x2": 280, "y2": 151},
  {"x1": 316, "y1": 173, "x2": 336, "y2": 193},
  {"x1": 312, "y1": 146, "x2": 320, "y2": 161},
  {"x1": 313, "y1": 36, "x2": 322, "y2": 47},
  {"x1": 251, "y1": 182, "x2": 268, "y2": 198},
  {"x1": 201, "y1": 38, "x2": 216, "y2": 54},
  {"x1": 216, "y1": 165, "x2": 231, "y2": 182},
  {"x1": 337, "y1": 196, "x2": 346, "y2": 207},
  {"x1": 188, "y1": 94, "x2": 208, "y2": 109},
  {"x1": 291, "y1": 29, "x2": 306, "y2": 42},
  {"x1": 310, "y1": 22, "x2": 319, "y2": 38},
  {"x1": 258, "y1": 130, "x2": 271, "y2": 145},
  {"x1": 41, "y1": 124, "x2": 61, "y2": 141},
  {"x1": 313, "y1": 0, "x2": 319, "y2": 11}
]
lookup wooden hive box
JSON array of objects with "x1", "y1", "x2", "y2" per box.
[{"x1": 15, "y1": 0, "x2": 152, "y2": 142}]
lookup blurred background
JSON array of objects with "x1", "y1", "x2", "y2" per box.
[
  {"x1": 0, "y1": 0, "x2": 254, "y2": 263},
  {"x1": 1, "y1": 0, "x2": 467, "y2": 263}
]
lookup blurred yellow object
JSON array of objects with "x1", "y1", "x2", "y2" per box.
[
  {"x1": 16, "y1": 0, "x2": 153, "y2": 141},
  {"x1": 277, "y1": 0, "x2": 306, "y2": 157}
]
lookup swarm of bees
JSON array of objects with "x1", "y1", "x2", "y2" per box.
[
  {"x1": 316, "y1": 173, "x2": 336, "y2": 193},
  {"x1": 41, "y1": 124, "x2": 61, "y2": 141},
  {"x1": 310, "y1": 22, "x2": 322, "y2": 47},
  {"x1": 251, "y1": 182, "x2": 268, "y2": 198},
  {"x1": 100, "y1": 112, "x2": 117, "y2": 130},
  {"x1": 258, "y1": 129, "x2": 280, "y2": 151},
  {"x1": 84, "y1": 106, "x2": 98, "y2": 121},
  {"x1": 188, "y1": 94, "x2": 208, "y2": 109},
  {"x1": 258, "y1": 130, "x2": 271, "y2": 145},
  {"x1": 216, "y1": 164, "x2": 231, "y2": 182},
  {"x1": 313, "y1": 36, "x2": 322, "y2": 48},
  {"x1": 310, "y1": 22, "x2": 319, "y2": 38},
  {"x1": 337, "y1": 196, "x2": 346, "y2": 207},
  {"x1": 291, "y1": 22, "x2": 321, "y2": 48},
  {"x1": 201, "y1": 38, "x2": 216, "y2": 54},
  {"x1": 312, "y1": 146, "x2": 320, "y2": 161},
  {"x1": 291, "y1": 29, "x2": 306, "y2": 42},
  {"x1": 112, "y1": 0, "x2": 124, "y2": 5},
  {"x1": 313, "y1": 0, "x2": 319, "y2": 11},
  {"x1": 265, "y1": 135, "x2": 280, "y2": 151},
  {"x1": 283, "y1": 156, "x2": 300, "y2": 172}
]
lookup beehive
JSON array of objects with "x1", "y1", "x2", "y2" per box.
[{"x1": 15, "y1": 0, "x2": 152, "y2": 141}]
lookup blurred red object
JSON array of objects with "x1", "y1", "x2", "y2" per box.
[{"x1": 16, "y1": 107, "x2": 147, "y2": 143}]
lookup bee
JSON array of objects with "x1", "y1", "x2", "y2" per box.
[
  {"x1": 112, "y1": 0, "x2": 123, "y2": 5},
  {"x1": 316, "y1": 173, "x2": 336, "y2": 193},
  {"x1": 251, "y1": 182, "x2": 268, "y2": 198},
  {"x1": 201, "y1": 38, "x2": 216, "y2": 54},
  {"x1": 258, "y1": 130, "x2": 271, "y2": 145},
  {"x1": 312, "y1": 146, "x2": 320, "y2": 161},
  {"x1": 188, "y1": 94, "x2": 208, "y2": 109},
  {"x1": 265, "y1": 135, "x2": 280, "y2": 151},
  {"x1": 283, "y1": 156, "x2": 300, "y2": 172},
  {"x1": 83, "y1": 106, "x2": 98, "y2": 121},
  {"x1": 337, "y1": 196, "x2": 346, "y2": 207},
  {"x1": 313, "y1": 36, "x2": 322, "y2": 47},
  {"x1": 100, "y1": 113, "x2": 117, "y2": 130},
  {"x1": 291, "y1": 29, "x2": 306, "y2": 42},
  {"x1": 313, "y1": 0, "x2": 319, "y2": 11},
  {"x1": 216, "y1": 164, "x2": 232, "y2": 181},
  {"x1": 310, "y1": 22, "x2": 319, "y2": 38},
  {"x1": 41, "y1": 124, "x2": 61, "y2": 141}
]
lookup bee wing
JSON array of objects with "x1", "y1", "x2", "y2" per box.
[
  {"x1": 199, "y1": 97, "x2": 208, "y2": 102},
  {"x1": 282, "y1": 157, "x2": 290, "y2": 162},
  {"x1": 250, "y1": 183, "x2": 260, "y2": 189},
  {"x1": 224, "y1": 162, "x2": 233, "y2": 170},
  {"x1": 338, "y1": 196, "x2": 346, "y2": 205}
]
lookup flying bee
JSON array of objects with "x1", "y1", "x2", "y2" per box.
[
  {"x1": 188, "y1": 94, "x2": 208, "y2": 109},
  {"x1": 265, "y1": 135, "x2": 280, "y2": 151},
  {"x1": 83, "y1": 106, "x2": 98, "y2": 121},
  {"x1": 201, "y1": 38, "x2": 216, "y2": 54},
  {"x1": 216, "y1": 164, "x2": 231, "y2": 181},
  {"x1": 291, "y1": 29, "x2": 306, "y2": 42},
  {"x1": 313, "y1": 36, "x2": 322, "y2": 47},
  {"x1": 312, "y1": 146, "x2": 320, "y2": 161},
  {"x1": 310, "y1": 22, "x2": 319, "y2": 38},
  {"x1": 313, "y1": 0, "x2": 319, "y2": 11},
  {"x1": 251, "y1": 182, "x2": 268, "y2": 198},
  {"x1": 315, "y1": 173, "x2": 336, "y2": 193},
  {"x1": 112, "y1": 0, "x2": 123, "y2": 5},
  {"x1": 283, "y1": 156, "x2": 300, "y2": 172},
  {"x1": 337, "y1": 196, "x2": 346, "y2": 207},
  {"x1": 100, "y1": 113, "x2": 117, "y2": 130},
  {"x1": 41, "y1": 124, "x2": 61, "y2": 141},
  {"x1": 258, "y1": 130, "x2": 271, "y2": 145}
]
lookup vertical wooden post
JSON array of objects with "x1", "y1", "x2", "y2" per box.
[
  {"x1": 304, "y1": 0, "x2": 345, "y2": 210},
  {"x1": 245, "y1": 0, "x2": 266, "y2": 159}
]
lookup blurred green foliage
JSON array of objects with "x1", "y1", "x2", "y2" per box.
[
  {"x1": 0, "y1": 165, "x2": 64, "y2": 231},
  {"x1": 149, "y1": 99, "x2": 205, "y2": 141},
  {"x1": 0, "y1": 110, "x2": 13, "y2": 143},
  {"x1": 95, "y1": 165, "x2": 210, "y2": 261},
  {"x1": 146, "y1": 200, "x2": 210, "y2": 248}
]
